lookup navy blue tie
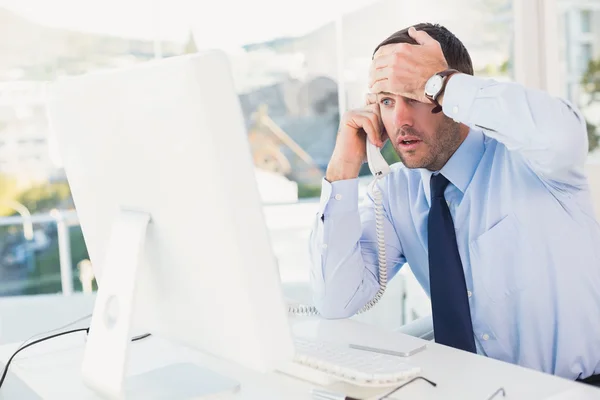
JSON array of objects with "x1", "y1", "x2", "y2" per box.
[{"x1": 428, "y1": 173, "x2": 476, "y2": 352}]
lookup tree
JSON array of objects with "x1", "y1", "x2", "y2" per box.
[
  {"x1": 588, "y1": 119, "x2": 599, "y2": 153},
  {"x1": 358, "y1": 140, "x2": 401, "y2": 176},
  {"x1": 0, "y1": 174, "x2": 20, "y2": 216},
  {"x1": 183, "y1": 30, "x2": 198, "y2": 54},
  {"x1": 582, "y1": 59, "x2": 600, "y2": 106},
  {"x1": 381, "y1": 140, "x2": 401, "y2": 164},
  {"x1": 16, "y1": 182, "x2": 73, "y2": 214},
  {"x1": 0, "y1": 174, "x2": 73, "y2": 217},
  {"x1": 581, "y1": 59, "x2": 600, "y2": 152}
]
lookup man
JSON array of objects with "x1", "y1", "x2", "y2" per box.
[{"x1": 309, "y1": 22, "x2": 600, "y2": 384}]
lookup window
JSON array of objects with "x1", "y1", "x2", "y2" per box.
[
  {"x1": 0, "y1": 0, "x2": 524, "y2": 330},
  {"x1": 581, "y1": 43, "x2": 593, "y2": 73},
  {"x1": 581, "y1": 9, "x2": 592, "y2": 33},
  {"x1": 0, "y1": 0, "x2": 186, "y2": 296},
  {"x1": 558, "y1": 3, "x2": 600, "y2": 157}
]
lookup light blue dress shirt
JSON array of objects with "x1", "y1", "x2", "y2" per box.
[{"x1": 309, "y1": 74, "x2": 600, "y2": 380}]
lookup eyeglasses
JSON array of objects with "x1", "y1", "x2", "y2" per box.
[
  {"x1": 486, "y1": 387, "x2": 506, "y2": 400},
  {"x1": 377, "y1": 376, "x2": 437, "y2": 399},
  {"x1": 375, "y1": 377, "x2": 505, "y2": 400}
]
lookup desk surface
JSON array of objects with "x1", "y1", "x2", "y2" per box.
[{"x1": 0, "y1": 317, "x2": 599, "y2": 400}]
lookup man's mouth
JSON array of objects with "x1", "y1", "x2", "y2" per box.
[{"x1": 397, "y1": 137, "x2": 422, "y2": 149}]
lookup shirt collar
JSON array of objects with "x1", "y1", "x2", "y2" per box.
[{"x1": 421, "y1": 128, "x2": 485, "y2": 205}]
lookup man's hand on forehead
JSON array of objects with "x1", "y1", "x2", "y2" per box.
[
  {"x1": 365, "y1": 93, "x2": 378, "y2": 106},
  {"x1": 373, "y1": 43, "x2": 405, "y2": 59},
  {"x1": 368, "y1": 27, "x2": 449, "y2": 104}
]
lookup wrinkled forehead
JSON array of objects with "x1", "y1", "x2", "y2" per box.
[
  {"x1": 373, "y1": 43, "x2": 399, "y2": 59},
  {"x1": 376, "y1": 91, "x2": 396, "y2": 99}
]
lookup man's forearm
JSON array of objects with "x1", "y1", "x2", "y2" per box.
[
  {"x1": 325, "y1": 155, "x2": 362, "y2": 183},
  {"x1": 310, "y1": 178, "x2": 371, "y2": 318},
  {"x1": 310, "y1": 178, "x2": 405, "y2": 318},
  {"x1": 440, "y1": 74, "x2": 588, "y2": 183},
  {"x1": 309, "y1": 209, "x2": 375, "y2": 318}
]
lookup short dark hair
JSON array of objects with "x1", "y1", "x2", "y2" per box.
[{"x1": 373, "y1": 23, "x2": 474, "y2": 76}]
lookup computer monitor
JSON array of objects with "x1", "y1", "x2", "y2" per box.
[{"x1": 46, "y1": 51, "x2": 295, "y2": 398}]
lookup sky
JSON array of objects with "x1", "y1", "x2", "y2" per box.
[{"x1": 0, "y1": 0, "x2": 379, "y2": 48}]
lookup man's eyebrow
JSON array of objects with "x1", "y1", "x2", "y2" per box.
[{"x1": 377, "y1": 92, "x2": 421, "y2": 103}]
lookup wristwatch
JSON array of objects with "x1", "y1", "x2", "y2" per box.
[{"x1": 424, "y1": 69, "x2": 459, "y2": 114}]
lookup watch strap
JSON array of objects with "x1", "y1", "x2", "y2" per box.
[{"x1": 428, "y1": 68, "x2": 459, "y2": 114}]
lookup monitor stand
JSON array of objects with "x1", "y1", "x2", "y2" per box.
[{"x1": 81, "y1": 209, "x2": 240, "y2": 399}]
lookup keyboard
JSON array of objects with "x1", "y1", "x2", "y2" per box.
[{"x1": 277, "y1": 337, "x2": 421, "y2": 387}]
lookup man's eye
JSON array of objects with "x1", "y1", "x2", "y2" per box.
[
  {"x1": 381, "y1": 98, "x2": 393, "y2": 106},
  {"x1": 407, "y1": 98, "x2": 426, "y2": 107}
]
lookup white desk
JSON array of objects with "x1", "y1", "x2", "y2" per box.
[
  {"x1": 0, "y1": 317, "x2": 599, "y2": 400},
  {"x1": 0, "y1": 293, "x2": 96, "y2": 345}
]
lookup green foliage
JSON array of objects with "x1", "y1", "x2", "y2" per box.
[
  {"x1": 298, "y1": 182, "x2": 321, "y2": 198},
  {"x1": 16, "y1": 181, "x2": 73, "y2": 214},
  {"x1": 581, "y1": 59, "x2": 600, "y2": 153},
  {"x1": 381, "y1": 140, "x2": 401, "y2": 164},
  {"x1": 499, "y1": 59, "x2": 510, "y2": 75},
  {"x1": 0, "y1": 176, "x2": 79, "y2": 293},
  {"x1": 0, "y1": 174, "x2": 21, "y2": 216},
  {"x1": 24, "y1": 225, "x2": 89, "y2": 295},
  {"x1": 588, "y1": 120, "x2": 599, "y2": 153},
  {"x1": 0, "y1": 174, "x2": 73, "y2": 216},
  {"x1": 183, "y1": 30, "x2": 198, "y2": 54},
  {"x1": 480, "y1": 61, "x2": 510, "y2": 77},
  {"x1": 359, "y1": 140, "x2": 400, "y2": 176},
  {"x1": 581, "y1": 59, "x2": 600, "y2": 106}
]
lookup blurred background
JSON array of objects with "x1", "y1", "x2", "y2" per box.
[{"x1": 0, "y1": 0, "x2": 598, "y2": 330}]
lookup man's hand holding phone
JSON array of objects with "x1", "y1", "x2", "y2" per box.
[{"x1": 325, "y1": 94, "x2": 387, "y2": 182}]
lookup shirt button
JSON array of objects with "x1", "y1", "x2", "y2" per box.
[
  {"x1": 322, "y1": 244, "x2": 328, "y2": 249},
  {"x1": 452, "y1": 105, "x2": 459, "y2": 115},
  {"x1": 482, "y1": 333, "x2": 490, "y2": 341},
  {"x1": 467, "y1": 290, "x2": 472, "y2": 298},
  {"x1": 334, "y1": 194, "x2": 342, "y2": 200}
]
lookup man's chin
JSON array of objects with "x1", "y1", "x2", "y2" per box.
[
  {"x1": 398, "y1": 153, "x2": 428, "y2": 169},
  {"x1": 402, "y1": 161, "x2": 425, "y2": 169}
]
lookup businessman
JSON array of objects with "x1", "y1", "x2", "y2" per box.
[{"x1": 309, "y1": 23, "x2": 600, "y2": 384}]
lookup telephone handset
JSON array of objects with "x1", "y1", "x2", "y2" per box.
[
  {"x1": 366, "y1": 140, "x2": 391, "y2": 178},
  {"x1": 288, "y1": 139, "x2": 391, "y2": 316}
]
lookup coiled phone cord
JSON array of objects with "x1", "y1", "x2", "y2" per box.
[{"x1": 288, "y1": 177, "x2": 388, "y2": 316}]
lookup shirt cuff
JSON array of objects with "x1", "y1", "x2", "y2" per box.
[
  {"x1": 442, "y1": 74, "x2": 486, "y2": 124},
  {"x1": 319, "y1": 177, "x2": 360, "y2": 217}
]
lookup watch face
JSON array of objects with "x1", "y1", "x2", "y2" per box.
[{"x1": 425, "y1": 75, "x2": 443, "y2": 97}]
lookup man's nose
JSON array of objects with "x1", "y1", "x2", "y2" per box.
[{"x1": 394, "y1": 99, "x2": 414, "y2": 129}]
